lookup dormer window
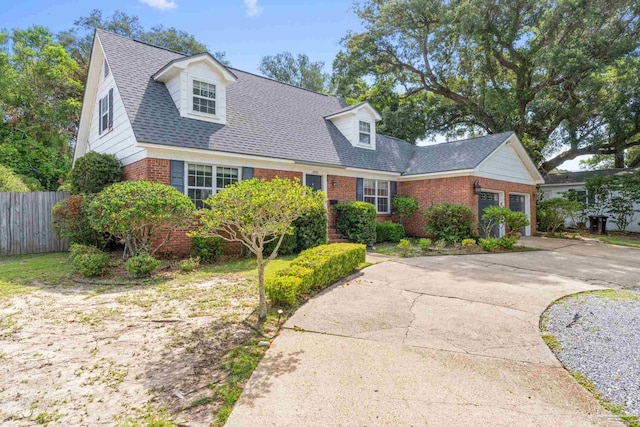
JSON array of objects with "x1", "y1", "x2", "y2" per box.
[
  {"x1": 359, "y1": 121, "x2": 371, "y2": 144},
  {"x1": 192, "y1": 79, "x2": 216, "y2": 115}
]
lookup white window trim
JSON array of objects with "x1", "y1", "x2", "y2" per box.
[
  {"x1": 189, "y1": 76, "x2": 218, "y2": 118},
  {"x1": 363, "y1": 179, "x2": 390, "y2": 214},
  {"x1": 358, "y1": 120, "x2": 372, "y2": 145},
  {"x1": 99, "y1": 94, "x2": 111, "y2": 135},
  {"x1": 185, "y1": 162, "x2": 241, "y2": 208}
]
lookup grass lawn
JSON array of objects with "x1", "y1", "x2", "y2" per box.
[
  {"x1": 0, "y1": 251, "x2": 295, "y2": 426},
  {"x1": 598, "y1": 235, "x2": 640, "y2": 249}
]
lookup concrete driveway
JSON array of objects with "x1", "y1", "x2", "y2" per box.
[{"x1": 227, "y1": 238, "x2": 640, "y2": 426}]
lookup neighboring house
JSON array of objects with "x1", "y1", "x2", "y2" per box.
[
  {"x1": 74, "y1": 30, "x2": 544, "y2": 255},
  {"x1": 540, "y1": 169, "x2": 640, "y2": 232}
]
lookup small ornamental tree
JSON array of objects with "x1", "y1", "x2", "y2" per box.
[
  {"x1": 88, "y1": 180, "x2": 195, "y2": 256},
  {"x1": 196, "y1": 178, "x2": 325, "y2": 320},
  {"x1": 70, "y1": 151, "x2": 122, "y2": 194}
]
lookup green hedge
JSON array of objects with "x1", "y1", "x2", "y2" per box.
[
  {"x1": 265, "y1": 243, "x2": 366, "y2": 306},
  {"x1": 264, "y1": 231, "x2": 298, "y2": 256},
  {"x1": 423, "y1": 203, "x2": 474, "y2": 243},
  {"x1": 263, "y1": 207, "x2": 328, "y2": 257},
  {"x1": 376, "y1": 221, "x2": 405, "y2": 243},
  {"x1": 190, "y1": 235, "x2": 225, "y2": 263},
  {"x1": 334, "y1": 201, "x2": 376, "y2": 245}
]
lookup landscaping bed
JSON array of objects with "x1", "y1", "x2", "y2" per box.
[
  {"x1": 372, "y1": 238, "x2": 537, "y2": 258},
  {"x1": 541, "y1": 290, "x2": 640, "y2": 425}
]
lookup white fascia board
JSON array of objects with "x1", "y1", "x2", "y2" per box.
[
  {"x1": 398, "y1": 169, "x2": 475, "y2": 181},
  {"x1": 153, "y1": 54, "x2": 237, "y2": 83},
  {"x1": 539, "y1": 182, "x2": 586, "y2": 188},
  {"x1": 325, "y1": 101, "x2": 382, "y2": 121}
]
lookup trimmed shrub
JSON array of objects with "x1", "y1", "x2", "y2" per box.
[
  {"x1": 376, "y1": 221, "x2": 405, "y2": 243},
  {"x1": 70, "y1": 151, "x2": 122, "y2": 194},
  {"x1": 418, "y1": 238, "x2": 432, "y2": 253},
  {"x1": 461, "y1": 238, "x2": 477, "y2": 249},
  {"x1": 294, "y1": 206, "x2": 328, "y2": 252},
  {"x1": 497, "y1": 236, "x2": 518, "y2": 250},
  {"x1": 284, "y1": 243, "x2": 366, "y2": 290},
  {"x1": 70, "y1": 245, "x2": 109, "y2": 277},
  {"x1": 392, "y1": 195, "x2": 419, "y2": 219},
  {"x1": 0, "y1": 165, "x2": 29, "y2": 192},
  {"x1": 334, "y1": 201, "x2": 376, "y2": 245},
  {"x1": 536, "y1": 198, "x2": 582, "y2": 233},
  {"x1": 423, "y1": 203, "x2": 474, "y2": 243},
  {"x1": 275, "y1": 265, "x2": 314, "y2": 293},
  {"x1": 397, "y1": 238, "x2": 413, "y2": 257},
  {"x1": 264, "y1": 231, "x2": 297, "y2": 256},
  {"x1": 52, "y1": 195, "x2": 106, "y2": 247},
  {"x1": 125, "y1": 253, "x2": 161, "y2": 278},
  {"x1": 479, "y1": 238, "x2": 499, "y2": 252},
  {"x1": 190, "y1": 235, "x2": 225, "y2": 263},
  {"x1": 179, "y1": 257, "x2": 200, "y2": 272},
  {"x1": 265, "y1": 276, "x2": 303, "y2": 306},
  {"x1": 89, "y1": 180, "x2": 195, "y2": 256}
]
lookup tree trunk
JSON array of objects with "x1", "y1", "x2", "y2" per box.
[
  {"x1": 257, "y1": 258, "x2": 267, "y2": 321},
  {"x1": 614, "y1": 149, "x2": 625, "y2": 168}
]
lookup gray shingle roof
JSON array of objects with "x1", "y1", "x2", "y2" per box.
[
  {"x1": 544, "y1": 168, "x2": 637, "y2": 185},
  {"x1": 97, "y1": 29, "x2": 513, "y2": 176}
]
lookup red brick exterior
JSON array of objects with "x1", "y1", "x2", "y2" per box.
[
  {"x1": 121, "y1": 158, "x2": 536, "y2": 255},
  {"x1": 398, "y1": 175, "x2": 537, "y2": 237}
]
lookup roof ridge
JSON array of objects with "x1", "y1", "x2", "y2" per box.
[
  {"x1": 96, "y1": 28, "x2": 337, "y2": 100},
  {"x1": 419, "y1": 131, "x2": 514, "y2": 147}
]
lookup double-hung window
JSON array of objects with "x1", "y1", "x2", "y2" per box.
[
  {"x1": 187, "y1": 164, "x2": 239, "y2": 209},
  {"x1": 359, "y1": 121, "x2": 371, "y2": 145},
  {"x1": 98, "y1": 89, "x2": 113, "y2": 135},
  {"x1": 192, "y1": 80, "x2": 216, "y2": 115},
  {"x1": 363, "y1": 179, "x2": 390, "y2": 213}
]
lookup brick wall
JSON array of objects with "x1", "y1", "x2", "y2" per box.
[
  {"x1": 121, "y1": 158, "x2": 171, "y2": 185},
  {"x1": 254, "y1": 168, "x2": 302, "y2": 181},
  {"x1": 398, "y1": 175, "x2": 537, "y2": 237}
]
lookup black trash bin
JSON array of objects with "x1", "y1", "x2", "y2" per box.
[{"x1": 588, "y1": 215, "x2": 608, "y2": 235}]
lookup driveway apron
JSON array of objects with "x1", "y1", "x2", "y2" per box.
[{"x1": 227, "y1": 239, "x2": 638, "y2": 426}]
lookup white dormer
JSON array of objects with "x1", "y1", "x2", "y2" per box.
[
  {"x1": 325, "y1": 102, "x2": 382, "y2": 150},
  {"x1": 153, "y1": 53, "x2": 237, "y2": 125}
]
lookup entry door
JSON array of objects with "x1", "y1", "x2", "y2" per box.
[
  {"x1": 305, "y1": 174, "x2": 322, "y2": 192},
  {"x1": 509, "y1": 194, "x2": 526, "y2": 235},
  {"x1": 479, "y1": 192, "x2": 500, "y2": 237}
]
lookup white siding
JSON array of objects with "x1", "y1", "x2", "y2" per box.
[
  {"x1": 476, "y1": 142, "x2": 536, "y2": 185},
  {"x1": 331, "y1": 114, "x2": 354, "y2": 145},
  {"x1": 86, "y1": 56, "x2": 141, "y2": 166},
  {"x1": 540, "y1": 183, "x2": 640, "y2": 232}
]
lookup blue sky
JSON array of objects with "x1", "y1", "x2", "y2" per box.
[{"x1": 1, "y1": 0, "x2": 360, "y2": 74}]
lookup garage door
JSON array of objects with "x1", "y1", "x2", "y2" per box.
[
  {"x1": 509, "y1": 194, "x2": 527, "y2": 236},
  {"x1": 479, "y1": 192, "x2": 500, "y2": 237}
]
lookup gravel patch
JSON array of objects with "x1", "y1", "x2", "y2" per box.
[{"x1": 544, "y1": 290, "x2": 640, "y2": 417}]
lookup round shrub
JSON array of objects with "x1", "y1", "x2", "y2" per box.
[
  {"x1": 89, "y1": 180, "x2": 195, "y2": 256},
  {"x1": 52, "y1": 195, "x2": 106, "y2": 247},
  {"x1": 334, "y1": 201, "x2": 376, "y2": 245},
  {"x1": 294, "y1": 206, "x2": 328, "y2": 252},
  {"x1": 125, "y1": 253, "x2": 161, "y2": 278},
  {"x1": 190, "y1": 234, "x2": 225, "y2": 263},
  {"x1": 418, "y1": 238, "x2": 432, "y2": 253},
  {"x1": 397, "y1": 238, "x2": 413, "y2": 257},
  {"x1": 461, "y1": 238, "x2": 477, "y2": 249},
  {"x1": 478, "y1": 238, "x2": 499, "y2": 252},
  {"x1": 70, "y1": 152, "x2": 122, "y2": 194},
  {"x1": 392, "y1": 195, "x2": 419, "y2": 219},
  {"x1": 497, "y1": 236, "x2": 518, "y2": 250},
  {"x1": 0, "y1": 165, "x2": 29, "y2": 192},
  {"x1": 71, "y1": 246, "x2": 109, "y2": 277},
  {"x1": 376, "y1": 221, "x2": 405, "y2": 243},
  {"x1": 423, "y1": 203, "x2": 474, "y2": 243},
  {"x1": 265, "y1": 275, "x2": 302, "y2": 306}
]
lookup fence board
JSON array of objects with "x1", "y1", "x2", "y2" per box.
[{"x1": 0, "y1": 192, "x2": 69, "y2": 256}]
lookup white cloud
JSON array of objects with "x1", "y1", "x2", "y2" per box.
[
  {"x1": 139, "y1": 0, "x2": 178, "y2": 11},
  {"x1": 244, "y1": 0, "x2": 263, "y2": 17}
]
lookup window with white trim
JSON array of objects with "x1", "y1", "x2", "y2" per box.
[
  {"x1": 99, "y1": 94, "x2": 111, "y2": 134},
  {"x1": 192, "y1": 80, "x2": 216, "y2": 115},
  {"x1": 187, "y1": 164, "x2": 239, "y2": 209},
  {"x1": 363, "y1": 179, "x2": 390, "y2": 213},
  {"x1": 359, "y1": 121, "x2": 371, "y2": 144}
]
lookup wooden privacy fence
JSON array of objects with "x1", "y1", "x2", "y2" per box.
[{"x1": 0, "y1": 192, "x2": 69, "y2": 256}]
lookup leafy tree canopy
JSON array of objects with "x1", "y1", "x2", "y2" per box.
[
  {"x1": 335, "y1": 0, "x2": 640, "y2": 172},
  {"x1": 259, "y1": 51, "x2": 329, "y2": 92}
]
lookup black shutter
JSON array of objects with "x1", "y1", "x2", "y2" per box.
[
  {"x1": 170, "y1": 160, "x2": 184, "y2": 193},
  {"x1": 98, "y1": 96, "x2": 103, "y2": 135},
  {"x1": 242, "y1": 167, "x2": 254, "y2": 180},
  {"x1": 356, "y1": 178, "x2": 364, "y2": 201},
  {"x1": 108, "y1": 88, "x2": 113, "y2": 130},
  {"x1": 391, "y1": 181, "x2": 397, "y2": 200}
]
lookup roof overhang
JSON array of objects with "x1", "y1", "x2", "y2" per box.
[
  {"x1": 152, "y1": 53, "x2": 237, "y2": 83},
  {"x1": 324, "y1": 101, "x2": 382, "y2": 121}
]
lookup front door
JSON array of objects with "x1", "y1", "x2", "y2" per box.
[
  {"x1": 479, "y1": 192, "x2": 500, "y2": 237},
  {"x1": 305, "y1": 174, "x2": 322, "y2": 192},
  {"x1": 509, "y1": 194, "x2": 527, "y2": 235}
]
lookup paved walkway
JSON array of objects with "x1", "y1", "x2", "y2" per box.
[{"x1": 227, "y1": 237, "x2": 640, "y2": 426}]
